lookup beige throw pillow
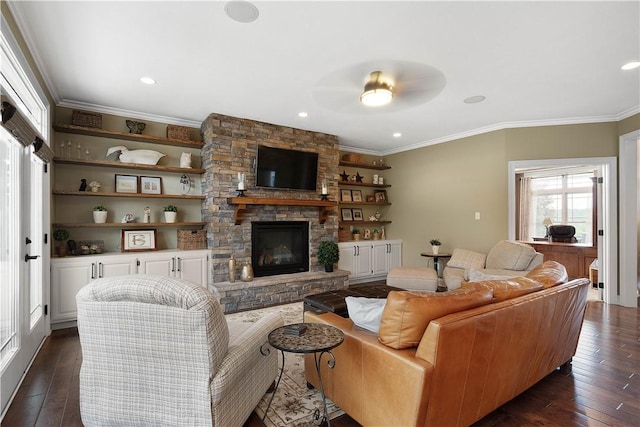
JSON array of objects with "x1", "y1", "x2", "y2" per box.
[
  {"x1": 485, "y1": 240, "x2": 537, "y2": 271},
  {"x1": 446, "y1": 248, "x2": 487, "y2": 271}
]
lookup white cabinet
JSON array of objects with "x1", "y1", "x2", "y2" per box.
[
  {"x1": 338, "y1": 240, "x2": 402, "y2": 283},
  {"x1": 137, "y1": 250, "x2": 209, "y2": 287},
  {"x1": 50, "y1": 250, "x2": 209, "y2": 327},
  {"x1": 51, "y1": 254, "x2": 137, "y2": 325}
]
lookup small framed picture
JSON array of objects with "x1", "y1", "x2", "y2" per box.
[
  {"x1": 140, "y1": 176, "x2": 162, "y2": 194},
  {"x1": 121, "y1": 229, "x2": 157, "y2": 252},
  {"x1": 374, "y1": 190, "x2": 387, "y2": 203},
  {"x1": 352, "y1": 208, "x2": 364, "y2": 221},
  {"x1": 341, "y1": 189, "x2": 352, "y2": 202},
  {"x1": 366, "y1": 195, "x2": 376, "y2": 203},
  {"x1": 115, "y1": 174, "x2": 138, "y2": 193},
  {"x1": 341, "y1": 208, "x2": 353, "y2": 221},
  {"x1": 351, "y1": 189, "x2": 363, "y2": 202}
]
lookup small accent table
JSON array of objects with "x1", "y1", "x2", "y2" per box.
[
  {"x1": 420, "y1": 252, "x2": 452, "y2": 278},
  {"x1": 264, "y1": 323, "x2": 344, "y2": 426}
]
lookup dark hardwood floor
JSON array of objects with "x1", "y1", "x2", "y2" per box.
[{"x1": 3, "y1": 300, "x2": 638, "y2": 427}]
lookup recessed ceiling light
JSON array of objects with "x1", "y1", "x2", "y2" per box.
[
  {"x1": 393, "y1": 132, "x2": 402, "y2": 138},
  {"x1": 140, "y1": 77, "x2": 156, "y2": 85},
  {"x1": 621, "y1": 61, "x2": 640, "y2": 70},
  {"x1": 464, "y1": 95, "x2": 486, "y2": 104},
  {"x1": 298, "y1": 112, "x2": 308, "y2": 118},
  {"x1": 224, "y1": 1, "x2": 259, "y2": 23}
]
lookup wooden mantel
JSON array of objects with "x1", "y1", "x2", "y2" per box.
[{"x1": 226, "y1": 197, "x2": 337, "y2": 224}]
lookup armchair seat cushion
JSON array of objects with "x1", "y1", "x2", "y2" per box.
[{"x1": 485, "y1": 240, "x2": 537, "y2": 270}]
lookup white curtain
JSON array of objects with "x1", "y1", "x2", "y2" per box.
[{"x1": 518, "y1": 176, "x2": 531, "y2": 241}]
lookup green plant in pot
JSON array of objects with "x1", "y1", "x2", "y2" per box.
[
  {"x1": 352, "y1": 228, "x2": 362, "y2": 241},
  {"x1": 53, "y1": 228, "x2": 70, "y2": 257},
  {"x1": 92, "y1": 205, "x2": 108, "y2": 224},
  {"x1": 318, "y1": 241, "x2": 340, "y2": 272},
  {"x1": 372, "y1": 229, "x2": 381, "y2": 240},
  {"x1": 164, "y1": 205, "x2": 178, "y2": 223},
  {"x1": 429, "y1": 238, "x2": 441, "y2": 254}
]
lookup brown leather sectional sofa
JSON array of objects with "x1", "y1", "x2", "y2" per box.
[{"x1": 304, "y1": 261, "x2": 590, "y2": 426}]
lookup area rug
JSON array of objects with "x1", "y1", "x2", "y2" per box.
[{"x1": 225, "y1": 303, "x2": 345, "y2": 427}]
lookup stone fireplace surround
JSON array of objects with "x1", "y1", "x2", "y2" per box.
[{"x1": 201, "y1": 113, "x2": 348, "y2": 313}]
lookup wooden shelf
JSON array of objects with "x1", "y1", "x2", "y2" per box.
[
  {"x1": 226, "y1": 197, "x2": 337, "y2": 225},
  {"x1": 339, "y1": 161, "x2": 390, "y2": 170},
  {"x1": 54, "y1": 158, "x2": 205, "y2": 174},
  {"x1": 53, "y1": 190, "x2": 205, "y2": 200},
  {"x1": 339, "y1": 221, "x2": 391, "y2": 225},
  {"x1": 338, "y1": 201, "x2": 391, "y2": 206},
  {"x1": 338, "y1": 182, "x2": 391, "y2": 188},
  {"x1": 52, "y1": 222, "x2": 206, "y2": 228},
  {"x1": 54, "y1": 124, "x2": 203, "y2": 149}
]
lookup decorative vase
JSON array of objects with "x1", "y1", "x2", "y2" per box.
[
  {"x1": 432, "y1": 245, "x2": 439, "y2": 255},
  {"x1": 56, "y1": 243, "x2": 67, "y2": 257},
  {"x1": 93, "y1": 210, "x2": 107, "y2": 224},
  {"x1": 324, "y1": 264, "x2": 334, "y2": 273},
  {"x1": 91, "y1": 187, "x2": 99, "y2": 193},
  {"x1": 164, "y1": 211, "x2": 177, "y2": 223},
  {"x1": 240, "y1": 263, "x2": 254, "y2": 282},
  {"x1": 228, "y1": 255, "x2": 237, "y2": 283},
  {"x1": 373, "y1": 233, "x2": 381, "y2": 240}
]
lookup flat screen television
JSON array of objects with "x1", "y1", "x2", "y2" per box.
[{"x1": 255, "y1": 145, "x2": 318, "y2": 191}]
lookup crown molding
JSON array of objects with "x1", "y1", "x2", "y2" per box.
[
  {"x1": 57, "y1": 100, "x2": 203, "y2": 129},
  {"x1": 381, "y1": 114, "x2": 624, "y2": 156},
  {"x1": 616, "y1": 105, "x2": 640, "y2": 121}
]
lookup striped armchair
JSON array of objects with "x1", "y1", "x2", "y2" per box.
[{"x1": 76, "y1": 275, "x2": 283, "y2": 427}]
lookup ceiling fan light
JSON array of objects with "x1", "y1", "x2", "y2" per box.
[{"x1": 360, "y1": 71, "x2": 393, "y2": 107}]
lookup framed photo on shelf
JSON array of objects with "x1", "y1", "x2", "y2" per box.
[
  {"x1": 140, "y1": 176, "x2": 162, "y2": 194},
  {"x1": 352, "y1": 208, "x2": 364, "y2": 221},
  {"x1": 374, "y1": 190, "x2": 387, "y2": 203},
  {"x1": 351, "y1": 189, "x2": 363, "y2": 202},
  {"x1": 366, "y1": 195, "x2": 375, "y2": 203},
  {"x1": 341, "y1": 208, "x2": 353, "y2": 221},
  {"x1": 121, "y1": 229, "x2": 157, "y2": 252},
  {"x1": 115, "y1": 174, "x2": 138, "y2": 193},
  {"x1": 340, "y1": 189, "x2": 352, "y2": 202}
]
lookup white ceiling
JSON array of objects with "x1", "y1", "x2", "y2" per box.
[{"x1": 7, "y1": 1, "x2": 640, "y2": 155}]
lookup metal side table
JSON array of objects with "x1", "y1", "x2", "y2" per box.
[{"x1": 263, "y1": 323, "x2": 344, "y2": 426}]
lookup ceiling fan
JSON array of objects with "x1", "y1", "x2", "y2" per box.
[{"x1": 312, "y1": 60, "x2": 446, "y2": 114}]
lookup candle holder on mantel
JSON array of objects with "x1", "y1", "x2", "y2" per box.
[
  {"x1": 320, "y1": 178, "x2": 328, "y2": 200},
  {"x1": 236, "y1": 172, "x2": 247, "y2": 197},
  {"x1": 237, "y1": 189, "x2": 247, "y2": 197}
]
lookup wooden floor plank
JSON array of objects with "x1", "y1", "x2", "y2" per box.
[{"x1": 3, "y1": 299, "x2": 638, "y2": 427}]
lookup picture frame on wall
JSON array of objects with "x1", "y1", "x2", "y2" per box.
[
  {"x1": 115, "y1": 174, "x2": 138, "y2": 193},
  {"x1": 374, "y1": 190, "x2": 387, "y2": 203},
  {"x1": 366, "y1": 195, "x2": 375, "y2": 203},
  {"x1": 121, "y1": 229, "x2": 157, "y2": 252},
  {"x1": 340, "y1": 189, "x2": 352, "y2": 202},
  {"x1": 341, "y1": 208, "x2": 353, "y2": 221},
  {"x1": 140, "y1": 176, "x2": 162, "y2": 194},
  {"x1": 351, "y1": 189, "x2": 363, "y2": 202},
  {"x1": 352, "y1": 208, "x2": 364, "y2": 221}
]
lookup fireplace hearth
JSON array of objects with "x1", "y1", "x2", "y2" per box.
[{"x1": 251, "y1": 221, "x2": 309, "y2": 277}]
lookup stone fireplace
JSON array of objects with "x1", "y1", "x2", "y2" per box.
[{"x1": 200, "y1": 113, "x2": 348, "y2": 312}]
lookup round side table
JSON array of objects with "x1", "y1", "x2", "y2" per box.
[{"x1": 264, "y1": 323, "x2": 344, "y2": 426}]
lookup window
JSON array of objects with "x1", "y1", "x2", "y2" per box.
[{"x1": 519, "y1": 169, "x2": 595, "y2": 244}]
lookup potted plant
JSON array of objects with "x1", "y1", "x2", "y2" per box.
[
  {"x1": 53, "y1": 228, "x2": 70, "y2": 257},
  {"x1": 93, "y1": 205, "x2": 108, "y2": 223},
  {"x1": 429, "y1": 238, "x2": 441, "y2": 255},
  {"x1": 164, "y1": 205, "x2": 178, "y2": 223},
  {"x1": 372, "y1": 229, "x2": 381, "y2": 240},
  {"x1": 352, "y1": 228, "x2": 362, "y2": 241},
  {"x1": 88, "y1": 180, "x2": 101, "y2": 192},
  {"x1": 318, "y1": 241, "x2": 340, "y2": 272}
]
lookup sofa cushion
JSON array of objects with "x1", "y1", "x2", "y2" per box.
[
  {"x1": 462, "y1": 276, "x2": 543, "y2": 302},
  {"x1": 447, "y1": 248, "x2": 487, "y2": 270},
  {"x1": 378, "y1": 285, "x2": 493, "y2": 349},
  {"x1": 468, "y1": 268, "x2": 517, "y2": 282},
  {"x1": 345, "y1": 297, "x2": 387, "y2": 333},
  {"x1": 485, "y1": 240, "x2": 537, "y2": 270},
  {"x1": 525, "y1": 260, "x2": 569, "y2": 288}
]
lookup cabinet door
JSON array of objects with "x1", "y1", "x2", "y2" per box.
[
  {"x1": 51, "y1": 261, "x2": 94, "y2": 323},
  {"x1": 388, "y1": 241, "x2": 402, "y2": 270},
  {"x1": 177, "y1": 254, "x2": 208, "y2": 286},
  {"x1": 98, "y1": 256, "x2": 137, "y2": 278},
  {"x1": 139, "y1": 255, "x2": 174, "y2": 278},
  {"x1": 338, "y1": 244, "x2": 356, "y2": 276},
  {"x1": 354, "y1": 243, "x2": 373, "y2": 278},
  {"x1": 371, "y1": 242, "x2": 389, "y2": 276}
]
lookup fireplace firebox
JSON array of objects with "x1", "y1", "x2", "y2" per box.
[{"x1": 251, "y1": 221, "x2": 310, "y2": 277}]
